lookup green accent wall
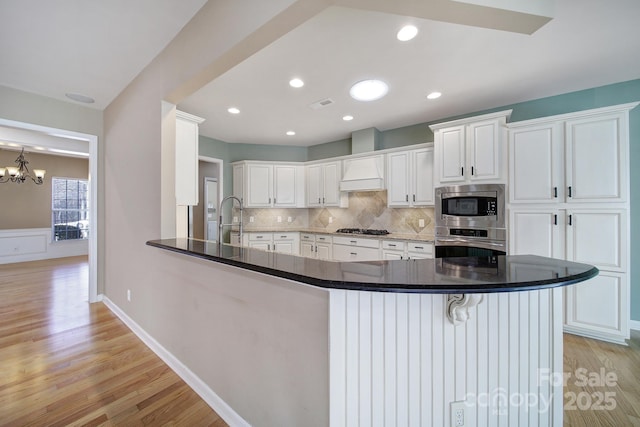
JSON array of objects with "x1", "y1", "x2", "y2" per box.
[{"x1": 200, "y1": 78, "x2": 640, "y2": 322}]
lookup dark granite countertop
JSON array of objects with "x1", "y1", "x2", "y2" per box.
[{"x1": 147, "y1": 238, "x2": 598, "y2": 294}]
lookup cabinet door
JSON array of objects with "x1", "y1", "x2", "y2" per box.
[
  {"x1": 273, "y1": 241, "x2": 294, "y2": 254},
  {"x1": 322, "y1": 162, "x2": 341, "y2": 206},
  {"x1": 565, "y1": 209, "x2": 625, "y2": 271},
  {"x1": 232, "y1": 164, "x2": 244, "y2": 204},
  {"x1": 565, "y1": 113, "x2": 626, "y2": 202},
  {"x1": 564, "y1": 272, "x2": 628, "y2": 344},
  {"x1": 509, "y1": 209, "x2": 564, "y2": 258},
  {"x1": 246, "y1": 164, "x2": 272, "y2": 207},
  {"x1": 307, "y1": 165, "x2": 322, "y2": 207},
  {"x1": 382, "y1": 250, "x2": 403, "y2": 260},
  {"x1": 316, "y1": 242, "x2": 332, "y2": 260},
  {"x1": 249, "y1": 241, "x2": 271, "y2": 251},
  {"x1": 413, "y1": 148, "x2": 434, "y2": 205},
  {"x1": 468, "y1": 119, "x2": 500, "y2": 181},
  {"x1": 387, "y1": 151, "x2": 410, "y2": 207},
  {"x1": 437, "y1": 125, "x2": 465, "y2": 183},
  {"x1": 509, "y1": 123, "x2": 563, "y2": 203},
  {"x1": 300, "y1": 241, "x2": 315, "y2": 258},
  {"x1": 273, "y1": 165, "x2": 296, "y2": 207}
]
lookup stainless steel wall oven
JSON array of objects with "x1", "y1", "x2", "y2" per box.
[{"x1": 434, "y1": 184, "x2": 506, "y2": 258}]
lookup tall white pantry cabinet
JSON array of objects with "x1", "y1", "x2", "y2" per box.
[{"x1": 507, "y1": 102, "x2": 638, "y2": 344}]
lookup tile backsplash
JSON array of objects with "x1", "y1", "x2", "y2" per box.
[{"x1": 240, "y1": 191, "x2": 435, "y2": 237}]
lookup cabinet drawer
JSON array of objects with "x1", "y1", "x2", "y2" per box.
[
  {"x1": 315, "y1": 234, "x2": 332, "y2": 243},
  {"x1": 248, "y1": 233, "x2": 272, "y2": 241},
  {"x1": 300, "y1": 233, "x2": 314, "y2": 241},
  {"x1": 382, "y1": 240, "x2": 406, "y2": 251},
  {"x1": 273, "y1": 232, "x2": 297, "y2": 241},
  {"x1": 333, "y1": 244, "x2": 381, "y2": 261},
  {"x1": 407, "y1": 242, "x2": 433, "y2": 255},
  {"x1": 332, "y1": 236, "x2": 380, "y2": 249}
]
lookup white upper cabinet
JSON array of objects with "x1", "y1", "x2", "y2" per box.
[
  {"x1": 430, "y1": 110, "x2": 511, "y2": 186},
  {"x1": 175, "y1": 110, "x2": 205, "y2": 206},
  {"x1": 306, "y1": 161, "x2": 346, "y2": 207},
  {"x1": 236, "y1": 161, "x2": 304, "y2": 208},
  {"x1": 565, "y1": 113, "x2": 627, "y2": 203},
  {"x1": 508, "y1": 106, "x2": 631, "y2": 204},
  {"x1": 509, "y1": 122, "x2": 563, "y2": 203},
  {"x1": 387, "y1": 146, "x2": 434, "y2": 207},
  {"x1": 232, "y1": 163, "x2": 244, "y2": 204}
]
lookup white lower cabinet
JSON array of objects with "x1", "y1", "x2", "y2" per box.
[
  {"x1": 381, "y1": 240, "x2": 434, "y2": 260},
  {"x1": 332, "y1": 236, "x2": 381, "y2": 262},
  {"x1": 300, "y1": 233, "x2": 333, "y2": 260},
  {"x1": 244, "y1": 232, "x2": 300, "y2": 255},
  {"x1": 509, "y1": 208, "x2": 629, "y2": 344}
]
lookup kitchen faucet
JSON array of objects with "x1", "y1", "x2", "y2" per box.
[{"x1": 218, "y1": 195, "x2": 243, "y2": 246}]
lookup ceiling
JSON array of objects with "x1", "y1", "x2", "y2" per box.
[{"x1": 1, "y1": 0, "x2": 639, "y2": 149}]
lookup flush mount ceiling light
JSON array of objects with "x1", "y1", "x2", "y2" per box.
[
  {"x1": 349, "y1": 79, "x2": 389, "y2": 102},
  {"x1": 286, "y1": 131, "x2": 296, "y2": 136},
  {"x1": 342, "y1": 115, "x2": 354, "y2": 121},
  {"x1": 0, "y1": 148, "x2": 46, "y2": 185},
  {"x1": 427, "y1": 91, "x2": 442, "y2": 100},
  {"x1": 227, "y1": 107, "x2": 240, "y2": 114},
  {"x1": 289, "y1": 78, "x2": 304, "y2": 88},
  {"x1": 397, "y1": 25, "x2": 418, "y2": 41},
  {"x1": 65, "y1": 92, "x2": 95, "y2": 104}
]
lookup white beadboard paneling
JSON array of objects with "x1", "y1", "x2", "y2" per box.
[{"x1": 330, "y1": 289, "x2": 563, "y2": 426}]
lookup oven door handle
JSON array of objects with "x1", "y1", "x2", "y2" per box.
[{"x1": 435, "y1": 238, "x2": 506, "y2": 251}]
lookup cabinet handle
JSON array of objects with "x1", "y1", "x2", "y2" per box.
[
  {"x1": 318, "y1": 197, "x2": 321, "y2": 204},
  {"x1": 388, "y1": 244, "x2": 396, "y2": 247},
  {"x1": 315, "y1": 245, "x2": 318, "y2": 253},
  {"x1": 280, "y1": 235, "x2": 287, "y2": 238},
  {"x1": 350, "y1": 252, "x2": 358, "y2": 256},
  {"x1": 568, "y1": 214, "x2": 573, "y2": 226},
  {"x1": 461, "y1": 166, "x2": 464, "y2": 176},
  {"x1": 413, "y1": 194, "x2": 416, "y2": 202},
  {"x1": 554, "y1": 214, "x2": 557, "y2": 225},
  {"x1": 350, "y1": 240, "x2": 357, "y2": 244},
  {"x1": 471, "y1": 166, "x2": 475, "y2": 176},
  {"x1": 406, "y1": 194, "x2": 409, "y2": 202},
  {"x1": 414, "y1": 246, "x2": 424, "y2": 249},
  {"x1": 323, "y1": 197, "x2": 325, "y2": 204},
  {"x1": 268, "y1": 244, "x2": 271, "y2": 251},
  {"x1": 318, "y1": 237, "x2": 325, "y2": 241},
  {"x1": 554, "y1": 187, "x2": 558, "y2": 198},
  {"x1": 568, "y1": 186, "x2": 572, "y2": 198},
  {"x1": 256, "y1": 236, "x2": 263, "y2": 238}
]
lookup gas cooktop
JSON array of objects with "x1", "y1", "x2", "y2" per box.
[{"x1": 335, "y1": 228, "x2": 390, "y2": 236}]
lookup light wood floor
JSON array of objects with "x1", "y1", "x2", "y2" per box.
[
  {"x1": 0, "y1": 257, "x2": 226, "y2": 426},
  {"x1": 1, "y1": 257, "x2": 639, "y2": 426}
]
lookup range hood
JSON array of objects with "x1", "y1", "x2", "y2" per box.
[{"x1": 339, "y1": 128, "x2": 384, "y2": 192}]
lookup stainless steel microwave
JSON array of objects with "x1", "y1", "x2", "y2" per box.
[{"x1": 435, "y1": 184, "x2": 505, "y2": 229}]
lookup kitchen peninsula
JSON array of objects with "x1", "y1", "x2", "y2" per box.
[{"x1": 148, "y1": 238, "x2": 597, "y2": 426}]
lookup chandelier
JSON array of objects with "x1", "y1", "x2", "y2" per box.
[{"x1": 0, "y1": 148, "x2": 46, "y2": 184}]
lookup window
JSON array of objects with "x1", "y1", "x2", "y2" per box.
[{"x1": 52, "y1": 177, "x2": 89, "y2": 241}]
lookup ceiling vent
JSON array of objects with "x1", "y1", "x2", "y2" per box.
[{"x1": 309, "y1": 98, "x2": 335, "y2": 110}]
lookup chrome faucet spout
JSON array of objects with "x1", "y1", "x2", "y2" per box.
[{"x1": 218, "y1": 196, "x2": 243, "y2": 246}]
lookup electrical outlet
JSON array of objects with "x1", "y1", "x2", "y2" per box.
[
  {"x1": 249, "y1": 216, "x2": 255, "y2": 223},
  {"x1": 127, "y1": 289, "x2": 131, "y2": 302},
  {"x1": 287, "y1": 216, "x2": 292, "y2": 223},
  {"x1": 277, "y1": 216, "x2": 282, "y2": 223},
  {"x1": 329, "y1": 216, "x2": 333, "y2": 224},
  {"x1": 233, "y1": 216, "x2": 238, "y2": 223},
  {"x1": 451, "y1": 401, "x2": 466, "y2": 427},
  {"x1": 419, "y1": 218, "x2": 425, "y2": 227}
]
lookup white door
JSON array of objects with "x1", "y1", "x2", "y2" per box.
[
  {"x1": 565, "y1": 113, "x2": 626, "y2": 203},
  {"x1": 387, "y1": 151, "x2": 410, "y2": 207},
  {"x1": 273, "y1": 165, "x2": 296, "y2": 207},
  {"x1": 438, "y1": 125, "x2": 465, "y2": 182},
  {"x1": 246, "y1": 164, "x2": 272, "y2": 207},
  {"x1": 322, "y1": 162, "x2": 341, "y2": 206},
  {"x1": 509, "y1": 209, "x2": 564, "y2": 258},
  {"x1": 413, "y1": 148, "x2": 434, "y2": 205},
  {"x1": 468, "y1": 119, "x2": 500, "y2": 181},
  {"x1": 509, "y1": 123, "x2": 563, "y2": 203},
  {"x1": 307, "y1": 164, "x2": 322, "y2": 207}
]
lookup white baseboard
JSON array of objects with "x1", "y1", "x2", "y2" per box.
[
  {"x1": 630, "y1": 320, "x2": 640, "y2": 332},
  {"x1": 102, "y1": 297, "x2": 249, "y2": 427}
]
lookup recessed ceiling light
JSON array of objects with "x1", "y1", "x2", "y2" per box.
[
  {"x1": 65, "y1": 92, "x2": 95, "y2": 104},
  {"x1": 397, "y1": 25, "x2": 418, "y2": 41},
  {"x1": 289, "y1": 78, "x2": 304, "y2": 88},
  {"x1": 349, "y1": 80, "x2": 389, "y2": 102},
  {"x1": 286, "y1": 131, "x2": 296, "y2": 136},
  {"x1": 227, "y1": 107, "x2": 240, "y2": 114},
  {"x1": 342, "y1": 115, "x2": 354, "y2": 121},
  {"x1": 427, "y1": 91, "x2": 442, "y2": 100}
]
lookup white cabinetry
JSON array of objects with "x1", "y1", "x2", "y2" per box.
[
  {"x1": 244, "y1": 232, "x2": 300, "y2": 255},
  {"x1": 175, "y1": 110, "x2": 205, "y2": 205},
  {"x1": 430, "y1": 110, "x2": 511, "y2": 186},
  {"x1": 387, "y1": 147, "x2": 434, "y2": 207},
  {"x1": 506, "y1": 100, "x2": 638, "y2": 344},
  {"x1": 332, "y1": 236, "x2": 381, "y2": 262},
  {"x1": 234, "y1": 161, "x2": 305, "y2": 208},
  {"x1": 306, "y1": 161, "x2": 347, "y2": 207},
  {"x1": 381, "y1": 240, "x2": 433, "y2": 260},
  {"x1": 300, "y1": 233, "x2": 332, "y2": 259},
  {"x1": 509, "y1": 109, "x2": 629, "y2": 204}
]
